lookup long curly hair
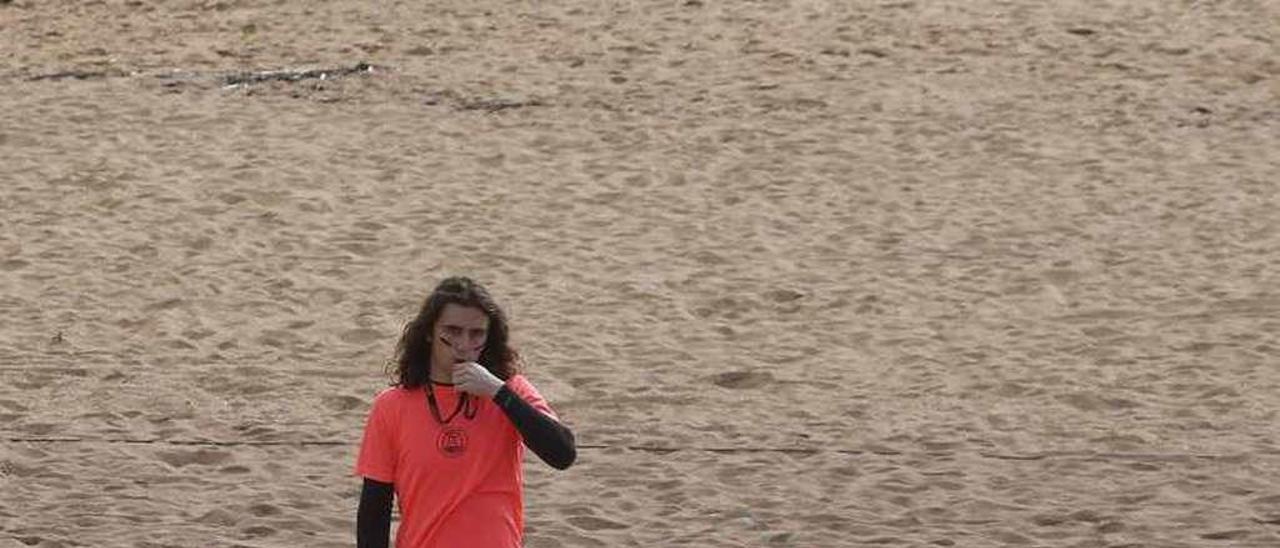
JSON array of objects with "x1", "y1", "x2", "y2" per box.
[{"x1": 390, "y1": 276, "x2": 520, "y2": 389}]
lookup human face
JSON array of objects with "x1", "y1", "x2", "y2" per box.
[{"x1": 431, "y1": 304, "x2": 490, "y2": 370}]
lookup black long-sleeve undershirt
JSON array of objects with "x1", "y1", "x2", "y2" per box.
[
  {"x1": 357, "y1": 478, "x2": 393, "y2": 548},
  {"x1": 356, "y1": 386, "x2": 575, "y2": 545},
  {"x1": 492, "y1": 384, "x2": 577, "y2": 470}
]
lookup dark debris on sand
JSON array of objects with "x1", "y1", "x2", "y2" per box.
[{"x1": 220, "y1": 62, "x2": 379, "y2": 87}]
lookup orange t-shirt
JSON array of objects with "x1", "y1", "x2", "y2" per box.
[{"x1": 355, "y1": 375, "x2": 556, "y2": 548}]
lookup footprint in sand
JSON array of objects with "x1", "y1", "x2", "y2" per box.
[
  {"x1": 339, "y1": 328, "x2": 383, "y2": 345},
  {"x1": 144, "y1": 297, "x2": 187, "y2": 313},
  {"x1": 1058, "y1": 391, "x2": 1142, "y2": 412},
  {"x1": 321, "y1": 394, "x2": 366, "y2": 412},
  {"x1": 712, "y1": 370, "x2": 775, "y2": 389},
  {"x1": 1200, "y1": 530, "x2": 1250, "y2": 540},
  {"x1": 18, "y1": 422, "x2": 57, "y2": 436},
  {"x1": 155, "y1": 448, "x2": 233, "y2": 468},
  {"x1": 13, "y1": 373, "x2": 53, "y2": 391},
  {"x1": 0, "y1": 259, "x2": 30, "y2": 271},
  {"x1": 0, "y1": 399, "x2": 29, "y2": 412},
  {"x1": 242, "y1": 525, "x2": 277, "y2": 538},
  {"x1": 566, "y1": 515, "x2": 630, "y2": 531},
  {"x1": 248, "y1": 503, "x2": 283, "y2": 517},
  {"x1": 764, "y1": 288, "x2": 805, "y2": 303},
  {"x1": 195, "y1": 508, "x2": 239, "y2": 527}
]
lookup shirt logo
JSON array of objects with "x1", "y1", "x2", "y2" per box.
[{"x1": 437, "y1": 426, "x2": 468, "y2": 458}]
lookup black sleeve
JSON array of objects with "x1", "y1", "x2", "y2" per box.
[
  {"x1": 493, "y1": 385, "x2": 577, "y2": 470},
  {"x1": 357, "y1": 478, "x2": 394, "y2": 548}
]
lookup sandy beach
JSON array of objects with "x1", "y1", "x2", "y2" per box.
[{"x1": 2, "y1": 0, "x2": 1278, "y2": 546}]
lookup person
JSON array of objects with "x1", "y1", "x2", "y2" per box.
[{"x1": 355, "y1": 276, "x2": 576, "y2": 548}]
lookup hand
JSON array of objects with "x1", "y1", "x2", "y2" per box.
[{"x1": 452, "y1": 361, "x2": 504, "y2": 398}]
